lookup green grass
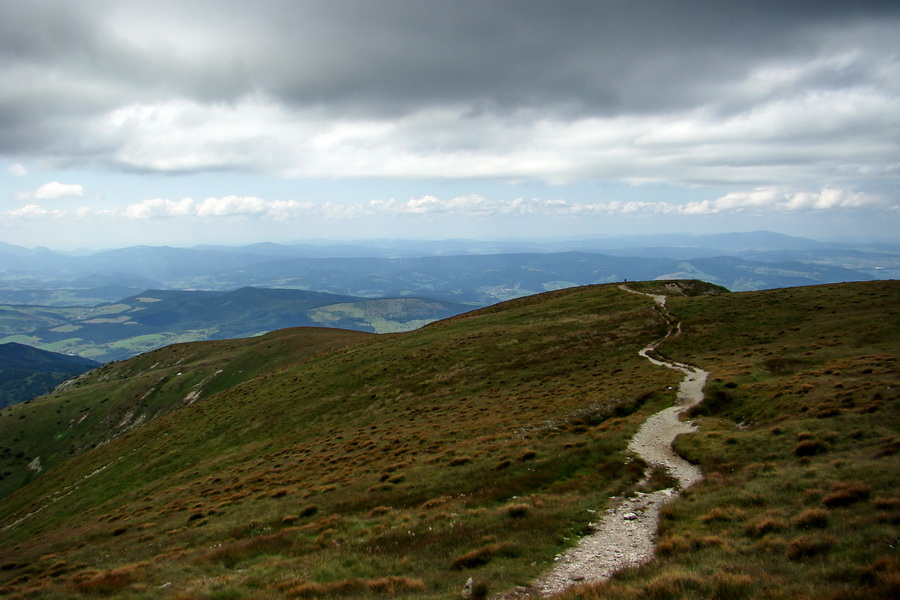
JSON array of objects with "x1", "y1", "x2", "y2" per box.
[
  {"x1": 0, "y1": 327, "x2": 371, "y2": 501},
  {"x1": 0, "y1": 284, "x2": 674, "y2": 599},
  {"x1": 557, "y1": 281, "x2": 900, "y2": 600},
  {"x1": 0, "y1": 281, "x2": 896, "y2": 599}
]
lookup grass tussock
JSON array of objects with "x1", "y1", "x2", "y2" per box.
[
  {"x1": 451, "y1": 541, "x2": 518, "y2": 570},
  {"x1": 280, "y1": 576, "x2": 426, "y2": 598},
  {"x1": 785, "y1": 534, "x2": 836, "y2": 560},
  {"x1": 503, "y1": 503, "x2": 530, "y2": 519},
  {"x1": 67, "y1": 562, "x2": 149, "y2": 595},
  {"x1": 822, "y1": 481, "x2": 872, "y2": 508},
  {"x1": 791, "y1": 508, "x2": 829, "y2": 529}
]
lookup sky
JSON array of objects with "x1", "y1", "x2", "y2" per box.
[{"x1": 1, "y1": 0, "x2": 899, "y2": 250}]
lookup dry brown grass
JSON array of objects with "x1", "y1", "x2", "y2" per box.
[
  {"x1": 451, "y1": 541, "x2": 518, "y2": 570},
  {"x1": 790, "y1": 508, "x2": 829, "y2": 529},
  {"x1": 822, "y1": 481, "x2": 872, "y2": 508},
  {"x1": 66, "y1": 562, "x2": 149, "y2": 595},
  {"x1": 280, "y1": 575, "x2": 426, "y2": 598},
  {"x1": 785, "y1": 534, "x2": 836, "y2": 560}
]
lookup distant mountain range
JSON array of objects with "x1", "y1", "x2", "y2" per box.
[
  {"x1": 0, "y1": 343, "x2": 100, "y2": 408},
  {"x1": 1, "y1": 231, "x2": 896, "y2": 307}
]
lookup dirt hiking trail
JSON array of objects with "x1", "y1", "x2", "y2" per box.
[{"x1": 529, "y1": 286, "x2": 708, "y2": 596}]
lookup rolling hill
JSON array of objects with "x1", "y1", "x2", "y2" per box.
[
  {"x1": 0, "y1": 280, "x2": 896, "y2": 599},
  {"x1": 0, "y1": 287, "x2": 469, "y2": 362}
]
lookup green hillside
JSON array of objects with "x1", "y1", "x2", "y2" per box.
[
  {"x1": 0, "y1": 327, "x2": 371, "y2": 501},
  {"x1": 0, "y1": 281, "x2": 897, "y2": 599}
]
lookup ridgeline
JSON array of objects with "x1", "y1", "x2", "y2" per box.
[{"x1": 0, "y1": 280, "x2": 897, "y2": 599}]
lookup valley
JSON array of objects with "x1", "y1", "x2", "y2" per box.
[{"x1": 0, "y1": 288, "x2": 468, "y2": 363}]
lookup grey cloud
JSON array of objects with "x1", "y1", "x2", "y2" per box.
[
  {"x1": 1, "y1": 0, "x2": 898, "y2": 182},
  {"x1": 5, "y1": 1, "x2": 897, "y2": 113},
  {"x1": 232, "y1": 1, "x2": 899, "y2": 117}
]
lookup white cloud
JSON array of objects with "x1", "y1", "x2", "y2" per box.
[
  {"x1": 111, "y1": 195, "x2": 316, "y2": 220},
  {"x1": 121, "y1": 198, "x2": 195, "y2": 219},
  {"x1": 9, "y1": 204, "x2": 54, "y2": 219},
  {"x1": 368, "y1": 188, "x2": 892, "y2": 219},
  {"x1": 6, "y1": 164, "x2": 27, "y2": 176},
  {"x1": 15, "y1": 181, "x2": 86, "y2": 201},
  {"x1": 681, "y1": 187, "x2": 885, "y2": 214},
  {"x1": 2, "y1": 187, "x2": 892, "y2": 230}
]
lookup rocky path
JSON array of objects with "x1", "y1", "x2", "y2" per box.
[{"x1": 532, "y1": 286, "x2": 708, "y2": 596}]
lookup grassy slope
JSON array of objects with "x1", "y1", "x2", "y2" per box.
[
  {"x1": 0, "y1": 281, "x2": 896, "y2": 599},
  {"x1": 0, "y1": 327, "x2": 371, "y2": 501},
  {"x1": 564, "y1": 281, "x2": 899, "y2": 600},
  {"x1": 0, "y1": 284, "x2": 677, "y2": 599}
]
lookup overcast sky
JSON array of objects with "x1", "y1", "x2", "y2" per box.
[{"x1": 1, "y1": 0, "x2": 898, "y2": 249}]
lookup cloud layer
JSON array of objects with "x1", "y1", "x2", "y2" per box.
[
  {"x1": 7, "y1": 187, "x2": 890, "y2": 225},
  {"x1": 0, "y1": 1, "x2": 897, "y2": 191}
]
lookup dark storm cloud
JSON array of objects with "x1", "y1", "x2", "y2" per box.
[
  {"x1": 1, "y1": 0, "x2": 898, "y2": 182},
  {"x1": 142, "y1": 0, "x2": 898, "y2": 116}
]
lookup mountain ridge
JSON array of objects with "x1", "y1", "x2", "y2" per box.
[
  {"x1": 2, "y1": 232, "x2": 894, "y2": 306},
  {"x1": 0, "y1": 279, "x2": 896, "y2": 599}
]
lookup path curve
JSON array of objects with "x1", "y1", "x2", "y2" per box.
[{"x1": 533, "y1": 286, "x2": 707, "y2": 596}]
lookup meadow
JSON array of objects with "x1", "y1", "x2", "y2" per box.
[
  {"x1": 560, "y1": 281, "x2": 899, "y2": 599},
  {"x1": 0, "y1": 280, "x2": 896, "y2": 599}
]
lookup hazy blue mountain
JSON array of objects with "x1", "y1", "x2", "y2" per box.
[
  {"x1": 0, "y1": 232, "x2": 890, "y2": 306},
  {"x1": 215, "y1": 252, "x2": 872, "y2": 302}
]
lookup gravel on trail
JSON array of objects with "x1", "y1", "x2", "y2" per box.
[{"x1": 525, "y1": 287, "x2": 708, "y2": 597}]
